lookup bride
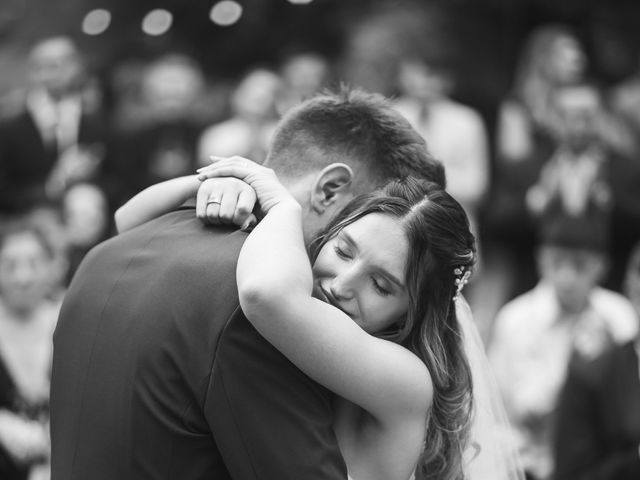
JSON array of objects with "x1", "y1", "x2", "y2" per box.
[{"x1": 116, "y1": 157, "x2": 522, "y2": 480}]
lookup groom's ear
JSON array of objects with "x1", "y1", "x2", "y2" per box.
[{"x1": 309, "y1": 163, "x2": 355, "y2": 214}]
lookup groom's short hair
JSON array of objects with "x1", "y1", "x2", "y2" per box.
[{"x1": 265, "y1": 86, "x2": 445, "y2": 189}]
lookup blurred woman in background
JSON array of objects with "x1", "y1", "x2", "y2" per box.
[
  {"x1": 496, "y1": 25, "x2": 587, "y2": 164},
  {"x1": 0, "y1": 217, "x2": 64, "y2": 480}
]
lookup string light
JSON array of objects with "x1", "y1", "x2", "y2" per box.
[
  {"x1": 142, "y1": 9, "x2": 173, "y2": 36},
  {"x1": 210, "y1": 1, "x2": 243, "y2": 27},
  {"x1": 82, "y1": 9, "x2": 111, "y2": 35}
]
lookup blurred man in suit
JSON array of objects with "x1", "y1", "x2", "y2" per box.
[
  {"x1": 490, "y1": 214, "x2": 638, "y2": 480},
  {"x1": 555, "y1": 241, "x2": 640, "y2": 480},
  {"x1": 0, "y1": 36, "x2": 107, "y2": 214}
]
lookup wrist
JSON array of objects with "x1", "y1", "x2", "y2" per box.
[
  {"x1": 180, "y1": 175, "x2": 204, "y2": 200},
  {"x1": 272, "y1": 198, "x2": 301, "y2": 214},
  {"x1": 187, "y1": 173, "x2": 203, "y2": 187}
]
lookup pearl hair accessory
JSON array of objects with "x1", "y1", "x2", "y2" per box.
[{"x1": 453, "y1": 267, "x2": 471, "y2": 299}]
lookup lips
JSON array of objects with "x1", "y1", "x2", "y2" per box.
[{"x1": 319, "y1": 285, "x2": 353, "y2": 318}]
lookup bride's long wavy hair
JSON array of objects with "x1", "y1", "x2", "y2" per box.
[{"x1": 309, "y1": 177, "x2": 476, "y2": 480}]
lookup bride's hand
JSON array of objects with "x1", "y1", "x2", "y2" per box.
[
  {"x1": 196, "y1": 177, "x2": 258, "y2": 230},
  {"x1": 197, "y1": 155, "x2": 296, "y2": 214}
]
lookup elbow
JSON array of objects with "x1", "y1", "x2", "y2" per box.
[
  {"x1": 237, "y1": 279, "x2": 265, "y2": 310},
  {"x1": 114, "y1": 206, "x2": 135, "y2": 234},
  {"x1": 237, "y1": 277, "x2": 283, "y2": 319},
  {"x1": 113, "y1": 207, "x2": 126, "y2": 233}
]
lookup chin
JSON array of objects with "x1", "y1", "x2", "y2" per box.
[{"x1": 311, "y1": 283, "x2": 325, "y2": 302}]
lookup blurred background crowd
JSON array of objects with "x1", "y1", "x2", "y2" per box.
[{"x1": 1, "y1": 0, "x2": 640, "y2": 479}]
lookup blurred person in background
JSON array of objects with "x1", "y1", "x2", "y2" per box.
[
  {"x1": 197, "y1": 67, "x2": 282, "y2": 165},
  {"x1": 526, "y1": 82, "x2": 640, "y2": 291},
  {"x1": 109, "y1": 53, "x2": 206, "y2": 206},
  {"x1": 526, "y1": 83, "x2": 614, "y2": 220},
  {"x1": 489, "y1": 215, "x2": 638, "y2": 480},
  {"x1": 554, "y1": 241, "x2": 640, "y2": 480},
  {"x1": 0, "y1": 217, "x2": 65, "y2": 480},
  {"x1": 61, "y1": 182, "x2": 110, "y2": 285},
  {"x1": 0, "y1": 36, "x2": 108, "y2": 214},
  {"x1": 495, "y1": 25, "x2": 587, "y2": 166},
  {"x1": 393, "y1": 55, "x2": 490, "y2": 238},
  {"x1": 392, "y1": 55, "x2": 491, "y2": 337},
  {"x1": 25, "y1": 207, "x2": 69, "y2": 304},
  {"x1": 485, "y1": 26, "x2": 588, "y2": 329},
  {"x1": 275, "y1": 51, "x2": 330, "y2": 115},
  {"x1": 610, "y1": 51, "x2": 640, "y2": 162}
]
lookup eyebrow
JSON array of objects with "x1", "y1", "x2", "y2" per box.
[{"x1": 341, "y1": 231, "x2": 406, "y2": 289}]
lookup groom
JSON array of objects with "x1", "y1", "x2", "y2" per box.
[{"x1": 50, "y1": 87, "x2": 444, "y2": 479}]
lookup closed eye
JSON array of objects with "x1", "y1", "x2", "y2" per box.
[
  {"x1": 334, "y1": 245, "x2": 352, "y2": 260},
  {"x1": 371, "y1": 277, "x2": 391, "y2": 296}
]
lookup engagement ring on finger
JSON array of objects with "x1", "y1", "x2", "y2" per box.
[{"x1": 207, "y1": 198, "x2": 222, "y2": 205}]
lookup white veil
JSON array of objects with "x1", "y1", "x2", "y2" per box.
[{"x1": 456, "y1": 298, "x2": 525, "y2": 480}]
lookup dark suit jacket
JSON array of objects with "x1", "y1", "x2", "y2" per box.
[
  {"x1": 50, "y1": 206, "x2": 347, "y2": 479},
  {"x1": 554, "y1": 342, "x2": 640, "y2": 480},
  {"x1": 0, "y1": 103, "x2": 108, "y2": 214}
]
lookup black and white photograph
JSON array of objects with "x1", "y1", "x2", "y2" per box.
[{"x1": 0, "y1": 1, "x2": 639, "y2": 479}]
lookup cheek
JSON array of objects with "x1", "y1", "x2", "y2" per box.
[
  {"x1": 312, "y1": 248, "x2": 333, "y2": 279},
  {"x1": 313, "y1": 242, "x2": 345, "y2": 278},
  {"x1": 359, "y1": 294, "x2": 408, "y2": 332}
]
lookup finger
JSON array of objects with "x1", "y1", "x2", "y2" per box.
[
  {"x1": 196, "y1": 163, "x2": 253, "y2": 181},
  {"x1": 197, "y1": 155, "x2": 249, "y2": 173},
  {"x1": 226, "y1": 155, "x2": 255, "y2": 165},
  {"x1": 196, "y1": 183, "x2": 213, "y2": 219},
  {"x1": 196, "y1": 155, "x2": 226, "y2": 172},
  {"x1": 200, "y1": 156, "x2": 256, "y2": 170},
  {"x1": 196, "y1": 155, "x2": 226, "y2": 173},
  {"x1": 240, "y1": 213, "x2": 257, "y2": 232},
  {"x1": 205, "y1": 194, "x2": 223, "y2": 224},
  {"x1": 217, "y1": 192, "x2": 238, "y2": 225},
  {"x1": 218, "y1": 155, "x2": 258, "y2": 165},
  {"x1": 232, "y1": 187, "x2": 257, "y2": 227},
  {"x1": 198, "y1": 157, "x2": 246, "y2": 171},
  {"x1": 196, "y1": 159, "x2": 243, "y2": 179},
  {"x1": 197, "y1": 164, "x2": 215, "y2": 175}
]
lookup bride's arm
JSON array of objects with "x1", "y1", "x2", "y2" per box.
[
  {"x1": 205, "y1": 160, "x2": 433, "y2": 425},
  {"x1": 238, "y1": 201, "x2": 430, "y2": 424},
  {"x1": 114, "y1": 175, "x2": 258, "y2": 233},
  {"x1": 115, "y1": 175, "x2": 201, "y2": 233}
]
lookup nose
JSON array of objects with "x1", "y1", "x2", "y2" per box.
[{"x1": 330, "y1": 267, "x2": 357, "y2": 300}]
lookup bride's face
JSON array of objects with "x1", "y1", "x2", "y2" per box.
[{"x1": 312, "y1": 213, "x2": 410, "y2": 334}]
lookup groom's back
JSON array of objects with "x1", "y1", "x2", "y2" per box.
[{"x1": 50, "y1": 206, "x2": 244, "y2": 479}]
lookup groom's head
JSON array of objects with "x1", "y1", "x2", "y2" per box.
[{"x1": 263, "y1": 86, "x2": 445, "y2": 239}]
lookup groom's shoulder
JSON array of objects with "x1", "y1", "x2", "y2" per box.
[{"x1": 88, "y1": 207, "x2": 249, "y2": 270}]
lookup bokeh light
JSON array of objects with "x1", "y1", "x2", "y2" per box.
[
  {"x1": 210, "y1": 1, "x2": 243, "y2": 27},
  {"x1": 142, "y1": 9, "x2": 173, "y2": 36},
  {"x1": 287, "y1": 0, "x2": 314, "y2": 4},
  {"x1": 81, "y1": 9, "x2": 111, "y2": 36}
]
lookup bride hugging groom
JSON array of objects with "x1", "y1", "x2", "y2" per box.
[{"x1": 50, "y1": 87, "x2": 521, "y2": 480}]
